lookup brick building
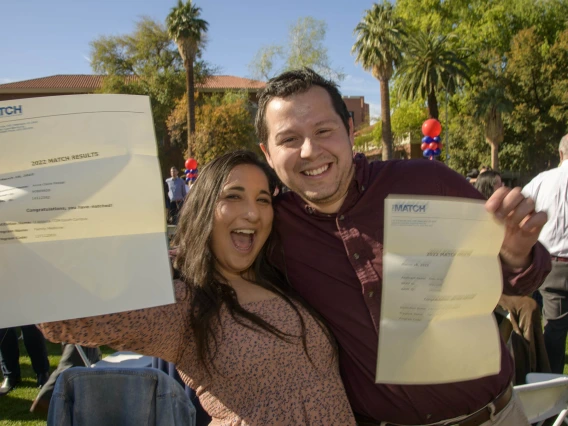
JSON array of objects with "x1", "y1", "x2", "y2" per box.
[{"x1": 342, "y1": 95, "x2": 370, "y2": 129}]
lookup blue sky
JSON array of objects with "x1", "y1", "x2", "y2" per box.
[{"x1": 0, "y1": 0, "x2": 382, "y2": 119}]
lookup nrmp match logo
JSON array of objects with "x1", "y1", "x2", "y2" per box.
[
  {"x1": 0, "y1": 105, "x2": 23, "y2": 118},
  {"x1": 392, "y1": 201, "x2": 428, "y2": 213}
]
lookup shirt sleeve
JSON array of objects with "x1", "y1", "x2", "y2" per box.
[
  {"x1": 431, "y1": 162, "x2": 551, "y2": 296},
  {"x1": 38, "y1": 280, "x2": 191, "y2": 364}
]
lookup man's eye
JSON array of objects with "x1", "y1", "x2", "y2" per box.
[
  {"x1": 280, "y1": 137, "x2": 296, "y2": 144},
  {"x1": 317, "y1": 129, "x2": 331, "y2": 135},
  {"x1": 258, "y1": 197, "x2": 271, "y2": 204}
]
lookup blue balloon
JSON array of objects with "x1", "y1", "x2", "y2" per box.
[
  {"x1": 422, "y1": 136, "x2": 433, "y2": 143},
  {"x1": 423, "y1": 149, "x2": 434, "y2": 157},
  {"x1": 433, "y1": 148, "x2": 442, "y2": 156},
  {"x1": 433, "y1": 136, "x2": 441, "y2": 143}
]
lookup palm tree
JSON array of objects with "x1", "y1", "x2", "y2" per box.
[
  {"x1": 474, "y1": 85, "x2": 513, "y2": 171},
  {"x1": 397, "y1": 31, "x2": 469, "y2": 120},
  {"x1": 352, "y1": 2, "x2": 405, "y2": 160},
  {"x1": 167, "y1": 0, "x2": 208, "y2": 156}
]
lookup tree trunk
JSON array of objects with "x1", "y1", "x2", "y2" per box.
[
  {"x1": 427, "y1": 89, "x2": 439, "y2": 120},
  {"x1": 485, "y1": 111, "x2": 503, "y2": 171},
  {"x1": 186, "y1": 56, "x2": 195, "y2": 157},
  {"x1": 490, "y1": 141, "x2": 499, "y2": 171},
  {"x1": 380, "y1": 79, "x2": 393, "y2": 161}
]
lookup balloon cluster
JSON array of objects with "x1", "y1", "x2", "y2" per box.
[
  {"x1": 184, "y1": 158, "x2": 198, "y2": 184},
  {"x1": 421, "y1": 119, "x2": 442, "y2": 160}
]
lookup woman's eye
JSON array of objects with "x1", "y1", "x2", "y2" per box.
[
  {"x1": 258, "y1": 197, "x2": 271, "y2": 204},
  {"x1": 226, "y1": 194, "x2": 240, "y2": 200}
]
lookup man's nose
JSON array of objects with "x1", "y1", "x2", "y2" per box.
[{"x1": 300, "y1": 137, "x2": 321, "y2": 159}]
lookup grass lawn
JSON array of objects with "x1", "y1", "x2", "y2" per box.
[{"x1": 0, "y1": 340, "x2": 113, "y2": 426}]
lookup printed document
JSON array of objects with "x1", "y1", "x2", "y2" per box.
[
  {"x1": 376, "y1": 195, "x2": 504, "y2": 384},
  {"x1": 0, "y1": 95, "x2": 174, "y2": 328}
]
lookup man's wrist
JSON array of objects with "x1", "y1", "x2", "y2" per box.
[{"x1": 500, "y1": 249, "x2": 532, "y2": 270}]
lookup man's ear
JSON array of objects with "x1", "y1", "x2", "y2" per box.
[{"x1": 260, "y1": 143, "x2": 274, "y2": 168}]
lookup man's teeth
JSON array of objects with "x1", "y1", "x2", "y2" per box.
[
  {"x1": 233, "y1": 229, "x2": 255, "y2": 234},
  {"x1": 303, "y1": 164, "x2": 329, "y2": 176}
]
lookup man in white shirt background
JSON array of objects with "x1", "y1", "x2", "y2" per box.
[{"x1": 523, "y1": 134, "x2": 568, "y2": 373}]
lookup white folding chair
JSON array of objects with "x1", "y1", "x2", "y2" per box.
[
  {"x1": 92, "y1": 351, "x2": 153, "y2": 369},
  {"x1": 515, "y1": 373, "x2": 568, "y2": 426}
]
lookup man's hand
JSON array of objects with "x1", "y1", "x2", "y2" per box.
[{"x1": 485, "y1": 187, "x2": 547, "y2": 269}]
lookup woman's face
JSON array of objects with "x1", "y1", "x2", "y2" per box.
[{"x1": 210, "y1": 164, "x2": 273, "y2": 280}]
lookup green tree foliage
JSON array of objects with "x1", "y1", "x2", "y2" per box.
[
  {"x1": 397, "y1": 31, "x2": 470, "y2": 120},
  {"x1": 393, "y1": 0, "x2": 568, "y2": 176},
  {"x1": 167, "y1": 91, "x2": 258, "y2": 165},
  {"x1": 248, "y1": 17, "x2": 344, "y2": 81},
  {"x1": 391, "y1": 99, "x2": 428, "y2": 142},
  {"x1": 91, "y1": 16, "x2": 215, "y2": 176},
  {"x1": 352, "y1": 1, "x2": 406, "y2": 160},
  {"x1": 167, "y1": 0, "x2": 209, "y2": 155}
]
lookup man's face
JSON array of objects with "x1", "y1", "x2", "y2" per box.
[
  {"x1": 171, "y1": 168, "x2": 178, "y2": 178},
  {"x1": 260, "y1": 86, "x2": 355, "y2": 214}
]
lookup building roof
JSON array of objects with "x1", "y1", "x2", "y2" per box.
[{"x1": 0, "y1": 74, "x2": 266, "y2": 93}]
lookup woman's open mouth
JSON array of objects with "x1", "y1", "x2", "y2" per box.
[{"x1": 230, "y1": 229, "x2": 255, "y2": 252}]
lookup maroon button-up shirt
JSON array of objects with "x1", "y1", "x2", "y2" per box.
[{"x1": 272, "y1": 155, "x2": 551, "y2": 424}]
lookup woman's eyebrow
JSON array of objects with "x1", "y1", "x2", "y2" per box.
[{"x1": 223, "y1": 185, "x2": 271, "y2": 197}]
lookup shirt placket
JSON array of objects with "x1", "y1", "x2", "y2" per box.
[{"x1": 336, "y1": 213, "x2": 383, "y2": 333}]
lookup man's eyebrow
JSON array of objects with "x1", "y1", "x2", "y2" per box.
[
  {"x1": 314, "y1": 119, "x2": 339, "y2": 127},
  {"x1": 274, "y1": 119, "x2": 339, "y2": 139}
]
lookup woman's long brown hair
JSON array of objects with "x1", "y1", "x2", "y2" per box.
[{"x1": 172, "y1": 150, "x2": 336, "y2": 375}]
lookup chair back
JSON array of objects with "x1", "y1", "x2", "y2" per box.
[
  {"x1": 47, "y1": 367, "x2": 196, "y2": 426},
  {"x1": 515, "y1": 373, "x2": 568, "y2": 423}
]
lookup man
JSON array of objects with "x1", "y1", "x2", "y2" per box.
[
  {"x1": 0, "y1": 325, "x2": 50, "y2": 396},
  {"x1": 165, "y1": 166, "x2": 187, "y2": 225},
  {"x1": 257, "y1": 68, "x2": 551, "y2": 425},
  {"x1": 523, "y1": 134, "x2": 568, "y2": 374}
]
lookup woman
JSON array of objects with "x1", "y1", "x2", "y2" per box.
[
  {"x1": 39, "y1": 151, "x2": 356, "y2": 426},
  {"x1": 474, "y1": 170, "x2": 503, "y2": 200}
]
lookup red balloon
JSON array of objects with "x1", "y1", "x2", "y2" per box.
[
  {"x1": 421, "y1": 142, "x2": 429, "y2": 151},
  {"x1": 422, "y1": 119, "x2": 442, "y2": 138},
  {"x1": 429, "y1": 142, "x2": 439, "y2": 150},
  {"x1": 185, "y1": 158, "x2": 198, "y2": 170}
]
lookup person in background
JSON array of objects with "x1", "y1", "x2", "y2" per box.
[
  {"x1": 475, "y1": 170, "x2": 504, "y2": 199},
  {"x1": 257, "y1": 67, "x2": 550, "y2": 426},
  {"x1": 30, "y1": 344, "x2": 100, "y2": 414},
  {"x1": 39, "y1": 151, "x2": 356, "y2": 426},
  {"x1": 466, "y1": 168, "x2": 480, "y2": 183},
  {"x1": 0, "y1": 326, "x2": 50, "y2": 396},
  {"x1": 522, "y1": 134, "x2": 568, "y2": 374},
  {"x1": 166, "y1": 166, "x2": 187, "y2": 225}
]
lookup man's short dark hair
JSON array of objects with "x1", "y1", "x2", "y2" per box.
[{"x1": 255, "y1": 68, "x2": 350, "y2": 145}]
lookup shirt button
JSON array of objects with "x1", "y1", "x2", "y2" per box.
[
  {"x1": 361, "y1": 185, "x2": 365, "y2": 191},
  {"x1": 339, "y1": 215, "x2": 345, "y2": 221},
  {"x1": 368, "y1": 291, "x2": 374, "y2": 298},
  {"x1": 353, "y1": 253, "x2": 360, "y2": 260}
]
